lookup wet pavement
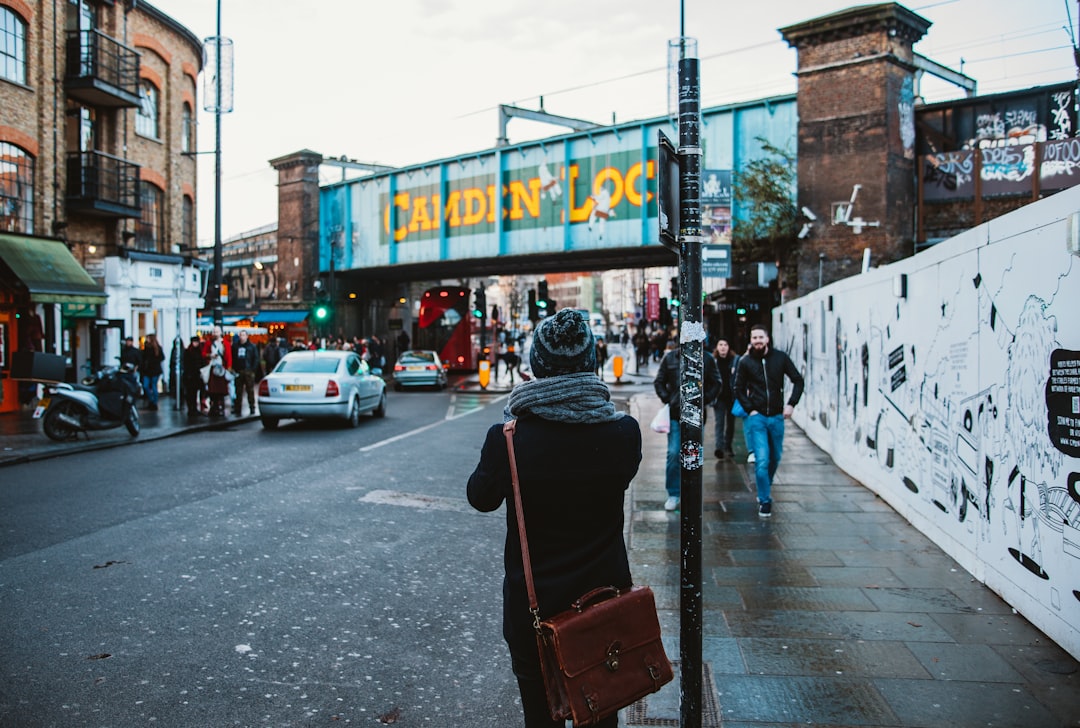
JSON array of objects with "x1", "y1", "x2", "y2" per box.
[{"x1": 2, "y1": 357, "x2": 1078, "y2": 727}]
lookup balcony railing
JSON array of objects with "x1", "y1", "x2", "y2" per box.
[
  {"x1": 65, "y1": 29, "x2": 141, "y2": 108},
  {"x1": 65, "y1": 150, "x2": 141, "y2": 219}
]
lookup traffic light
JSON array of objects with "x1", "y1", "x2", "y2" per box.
[
  {"x1": 312, "y1": 302, "x2": 332, "y2": 322},
  {"x1": 536, "y1": 279, "x2": 550, "y2": 317},
  {"x1": 670, "y1": 276, "x2": 680, "y2": 308},
  {"x1": 528, "y1": 289, "x2": 538, "y2": 321},
  {"x1": 473, "y1": 287, "x2": 486, "y2": 318}
]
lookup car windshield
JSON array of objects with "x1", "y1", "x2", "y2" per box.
[
  {"x1": 400, "y1": 351, "x2": 436, "y2": 364},
  {"x1": 277, "y1": 358, "x2": 341, "y2": 374}
]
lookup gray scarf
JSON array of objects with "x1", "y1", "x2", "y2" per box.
[{"x1": 504, "y1": 372, "x2": 624, "y2": 424}]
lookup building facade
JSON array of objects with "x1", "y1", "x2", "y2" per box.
[{"x1": 0, "y1": 0, "x2": 203, "y2": 412}]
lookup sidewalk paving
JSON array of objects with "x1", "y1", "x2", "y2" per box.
[
  {"x1": 3, "y1": 375, "x2": 1076, "y2": 726},
  {"x1": 624, "y1": 393, "x2": 1079, "y2": 727}
]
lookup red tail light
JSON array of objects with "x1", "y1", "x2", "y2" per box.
[
  {"x1": 394, "y1": 364, "x2": 405, "y2": 372},
  {"x1": 258, "y1": 379, "x2": 269, "y2": 396},
  {"x1": 325, "y1": 380, "x2": 340, "y2": 397},
  {"x1": 425, "y1": 364, "x2": 437, "y2": 371}
]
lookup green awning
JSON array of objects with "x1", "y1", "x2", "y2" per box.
[{"x1": 0, "y1": 233, "x2": 107, "y2": 304}]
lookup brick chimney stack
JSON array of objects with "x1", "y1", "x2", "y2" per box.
[
  {"x1": 780, "y1": 3, "x2": 930, "y2": 293},
  {"x1": 270, "y1": 150, "x2": 323, "y2": 305}
]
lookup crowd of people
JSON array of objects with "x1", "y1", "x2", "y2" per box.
[{"x1": 119, "y1": 328, "x2": 396, "y2": 419}]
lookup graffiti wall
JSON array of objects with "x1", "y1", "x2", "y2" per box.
[{"x1": 775, "y1": 184, "x2": 1080, "y2": 660}]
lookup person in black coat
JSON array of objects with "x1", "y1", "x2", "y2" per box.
[
  {"x1": 467, "y1": 308, "x2": 641, "y2": 728},
  {"x1": 711, "y1": 338, "x2": 737, "y2": 459}
]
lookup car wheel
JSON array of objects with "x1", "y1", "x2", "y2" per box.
[
  {"x1": 261, "y1": 416, "x2": 279, "y2": 430},
  {"x1": 345, "y1": 397, "x2": 361, "y2": 428},
  {"x1": 373, "y1": 391, "x2": 387, "y2": 418}
]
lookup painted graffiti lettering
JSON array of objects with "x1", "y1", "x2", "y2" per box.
[
  {"x1": 981, "y1": 145, "x2": 1034, "y2": 183},
  {"x1": 1050, "y1": 91, "x2": 1073, "y2": 141}
]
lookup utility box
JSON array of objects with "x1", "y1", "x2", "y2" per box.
[{"x1": 10, "y1": 352, "x2": 67, "y2": 383}]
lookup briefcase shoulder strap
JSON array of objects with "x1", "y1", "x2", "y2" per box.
[{"x1": 503, "y1": 420, "x2": 542, "y2": 633}]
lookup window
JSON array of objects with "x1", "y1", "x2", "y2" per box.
[
  {"x1": 182, "y1": 195, "x2": 194, "y2": 249},
  {"x1": 135, "y1": 181, "x2": 163, "y2": 251},
  {"x1": 0, "y1": 142, "x2": 34, "y2": 233},
  {"x1": 181, "y1": 103, "x2": 193, "y2": 153},
  {"x1": 0, "y1": 7, "x2": 27, "y2": 85},
  {"x1": 136, "y1": 80, "x2": 159, "y2": 138}
]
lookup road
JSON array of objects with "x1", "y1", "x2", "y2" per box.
[{"x1": 0, "y1": 386, "x2": 537, "y2": 727}]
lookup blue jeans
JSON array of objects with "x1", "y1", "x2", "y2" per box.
[
  {"x1": 713, "y1": 398, "x2": 734, "y2": 453},
  {"x1": 665, "y1": 418, "x2": 680, "y2": 498},
  {"x1": 744, "y1": 414, "x2": 784, "y2": 504},
  {"x1": 141, "y1": 374, "x2": 160, "y2": 405}
]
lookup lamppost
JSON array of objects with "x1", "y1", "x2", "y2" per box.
[{"x1": 203, "y1": 2, "x2": 233, "y2": 327}]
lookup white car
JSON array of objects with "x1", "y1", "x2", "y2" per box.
[
  {"x1": 392, "y1": 349, "x2": 449, "y2": 390},
  {"x1": 258, "y1": 350, "x2": 386, "y2": 429}
]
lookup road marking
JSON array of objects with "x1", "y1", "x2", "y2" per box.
[
  {"x1": 358, "y1": 489, "x2": 473, "y2": 513},
  {"x1": 358, "y1": 393, "x2": 507, "y2": 453}
]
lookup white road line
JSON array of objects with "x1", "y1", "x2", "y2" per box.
[{"x1": 358, "y1": 393, "x2": 508, "y2": 452}]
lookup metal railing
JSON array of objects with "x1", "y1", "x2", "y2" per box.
[
  {"x1": 65, "y1": 150, "x2": 141, "y2": 215},
  {"x1": 65, "y1": 29, "x2": 140, "y2": 100}
]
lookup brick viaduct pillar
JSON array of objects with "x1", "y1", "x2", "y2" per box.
[{"x1": 780, "y1": 3, "x2": 930, "y2": 293}]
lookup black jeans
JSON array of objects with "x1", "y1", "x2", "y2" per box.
[{"x1": 510, "y1": 643, "x2": 618, "y2": 728}]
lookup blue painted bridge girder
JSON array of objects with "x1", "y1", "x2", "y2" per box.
[{"x1": 319, "y1": 94, "x2": 796, "y2": 281}]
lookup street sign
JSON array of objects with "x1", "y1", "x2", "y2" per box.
[{"x1": 701, "y1": 244, "x2": 731, "y2": 277}]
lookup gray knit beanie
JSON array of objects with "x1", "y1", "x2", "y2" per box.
[{"x1": 529, "y1": 308, "x2": 597, "y2": 378}]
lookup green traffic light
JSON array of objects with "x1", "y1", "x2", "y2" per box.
[
  {"x1": 473, "y1": 309, "x2": 483, "y2": 318},
  {"x1": 314, "y1": 305, "x2": 330, "y2": 320},
  {"x1": 670, "y1": 299, "x2": 680, "y2": 307}
]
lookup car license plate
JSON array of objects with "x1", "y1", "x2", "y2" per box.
[
  {"x1": 407, "y1": 366, "x2": 424, "y2": 371},
  {"x1": 284, "y1": 384, "x2": 312, "y2": 392},
  {"x1": 32, "y1": 397, "x2": 50, "y2": 419}
]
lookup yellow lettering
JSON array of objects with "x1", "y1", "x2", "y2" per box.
[
  {"x1": 568, "y1": 164, "x2": 591, "y2": 223},
  {"x1": 507, "y1": 178, "x2": 541, "y2": 220},
  {"x1": 624, "y1": 160, "x2": 654, "y2": 207},
  {"x1": 383, "y1": 192, "x2": 410, "y2": 242},
  {"x1": 594, "y1": 166, "x2": 625, "y2": 208},
  {"x1": 444, "y1": 190, "x2": 462, "y2": 227},
  {"x1": 462, "y1": 188, "x2": 487, "y2": 225},
  {"x1": 408, "y1": 195, "x2": 433, "y2": 232},
  {"x1": 487, "y1": 185, "x2": 497, "y2": 223}
]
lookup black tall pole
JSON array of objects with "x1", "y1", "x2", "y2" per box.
[
  {"x1": 678, "y1": 48, "x2": 704, "y2": 728},
  {"x1": 211, "y1": 1, "x2": 223, "y2": 328}
]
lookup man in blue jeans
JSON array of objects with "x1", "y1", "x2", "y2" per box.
[
  {"x1": 654, "y1": 338, "x2": 720, "y2": 511},
  {"x1": 733, "y1": 324, "x2": 804, "y2": 518}
]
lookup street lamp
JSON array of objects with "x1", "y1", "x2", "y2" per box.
[{"x1": 203, "y1": 2, "x2": 234, "y2": 327}]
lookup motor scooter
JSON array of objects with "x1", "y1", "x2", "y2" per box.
[{"x1": 34, "y1": 362, "x2": 141, "y2": 441}]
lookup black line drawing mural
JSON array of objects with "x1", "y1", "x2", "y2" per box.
[{"x1": 776, "y1": 194, "x2": 1080, "y2": 657}]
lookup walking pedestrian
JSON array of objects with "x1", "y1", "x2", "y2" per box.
[
  {"x1": 231, "y1": 330, "x2": 259, "y2": 416},
  {"x1": 653, "y1": 337, "x2": 720, "y2": 511},
  {"x1": 467, "y1": 308, "x2": 641, "y2": 728},
  {"x1": 733, "y1": 324, "x2": 805, "y2": 517},
  {"x1": 140, "y1": 333, "x2": 165, "y2": 410},
  {"x1": 712, "y1": 338, "x2": 736, "y2": 459}
]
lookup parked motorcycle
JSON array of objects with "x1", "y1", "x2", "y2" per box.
[{"x1": 34, "y1": 363, "x2": 141, "y2": 441}]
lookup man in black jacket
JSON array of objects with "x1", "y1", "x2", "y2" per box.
[
  {"x1": 231, "y1": 331, "x2": 259, "y2": 416},
  {"x1": 733, "y1": 324, "x2": 805, "y2": 517},
  {"x1": 654, "y1": 338, "x2": 720, "y2": 511}
]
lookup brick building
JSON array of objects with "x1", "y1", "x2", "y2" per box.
[{"x1": 0, "y1": 0, "x2": 203, "y2": 412}]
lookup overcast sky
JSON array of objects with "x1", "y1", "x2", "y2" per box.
[{"x1": 145, "y1": 0, "x2": 1078, "y2": 245}]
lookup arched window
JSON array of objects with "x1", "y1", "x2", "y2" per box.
[
  {"x1": 0, "y1": 6, "x2": 27, "y2": 85},
  {"x1": 135, "y1": 181, "x2": 163, "y2": 251},
  {"x1": 181, "y1": 103, "x2": 193, "y2": 154},
  {"x1": 0, "y1": 141, "x2": 34, "y2": 233},
  {"x1": 182, "y1": 194, "x2": 194, "y2": 249},
  {"x1": 136, "y1": 80, "x2": 160, "y2": 139}
]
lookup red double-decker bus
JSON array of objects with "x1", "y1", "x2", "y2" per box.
[{"x1": 416, "y1": 286, "x2": 479, "y2": 371}]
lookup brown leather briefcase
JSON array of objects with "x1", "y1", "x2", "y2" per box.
[{"x1": 536, "y1": 584, "x2": 673, "y2": 726}]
